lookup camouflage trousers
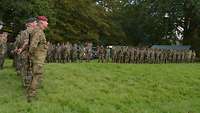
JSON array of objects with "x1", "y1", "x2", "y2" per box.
[
  {"x1": 14, "y1": 55, "x2": 22, "y2": 75},
  {"x1": 27, "y1": 63, "x2": 43, "y2": 97},
  {"x1": 20, "y1": 54, "x2": 32, "y2": 88},
  {"x1": 0, "y1": 54, "x2": 5, "y2": 69}
]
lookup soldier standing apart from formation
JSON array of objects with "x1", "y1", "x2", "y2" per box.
[
  {"x1": 0, "y1": 26, "x2": 8, "y2": 69},
  {"x1": 27, "y1": 16, "x2": 48, "y2": 102}
]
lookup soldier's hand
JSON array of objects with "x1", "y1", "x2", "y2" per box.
[
  {"x1": 17, "y1": 48, "x2": 22, "y2": 54},
  {"x1": 13, "y1": 49, "x2": 19, "y2": 54}
]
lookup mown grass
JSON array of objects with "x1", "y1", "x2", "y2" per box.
[{"x1": 0, "y1": 59, "x2": 200, "y2": 113}]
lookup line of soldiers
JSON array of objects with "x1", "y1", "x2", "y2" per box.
[
  {"x1": 45, "y1": 44, "x2": 197, "y2": 64},
  {"x1": 46, "y1": 42, "x2": 93, "y2": 63},
  {"x1": 110, "y1": 46, "x2": 197, "y2": 64},
  {"x1": 13, "y1": 16, "x2": 48, "y2": 102}
]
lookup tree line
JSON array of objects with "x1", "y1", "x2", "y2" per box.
[{"x1": 0, "y1": 0, "x2": 199, "y2": 49}]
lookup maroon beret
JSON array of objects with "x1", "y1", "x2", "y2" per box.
[{"x1": 37, "y1": 16, "x2": 48, "y2": 21}]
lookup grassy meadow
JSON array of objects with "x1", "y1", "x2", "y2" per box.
[{"x1": 0, "y1": 59, "x2": 200, "y2": 113}]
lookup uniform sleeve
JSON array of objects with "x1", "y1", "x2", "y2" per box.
[
  {"x1": 3, "y1": 36, "x2": 7, "y2": 43},
  {"x1": 29, "y1": 30, "x2": 40, "y2": 54},
  {"x1": 0, "y1": 36, "x2": 2, "y2": 44},
  {"x1": 19, "y1": 30, "x2": 29, "y2": 49},
  {"x1": 14, "y1": 34, "x2": 21, "y2": 48}
]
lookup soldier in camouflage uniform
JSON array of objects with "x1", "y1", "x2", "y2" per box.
[
  {"x1": 135, "y1": 48, "x2": 140, "y2": 63},
  {"x1": 139, "y1": 48, "x2": 145, "y2": 63},
  {"x1": 105, "y1": 46, "x2": 111, "y2": 63},
  {"x1": 15, "y1": 18, "x2": 38, "y2": 88},
  {"x1": 146, "y1": 48, "x2": 151, "y2": 63},
  {"x1": 171, "y1": 50, "x2": 176, "y2": 63},
  {"x1": 155, "y1": 49, "x2": 161, "y2": 63},
  {"x1": 180, "y1": 50, "x2": 185, "y2": 63},
  {"x1": 111, "y1": 47, "x2": 117, "y2": 63},
  {"x1": 187, "y1": 50, "x2": 192, "y2": 63},
  {"x1": 77, "y1": 43, "x2": 84, "y2": 62},
  {"x1": 13, "y1": 33, "x2": 21, "y2": 74},
  {"x1": 84, "y1": 42, "x2": 92, "y2": 62},
  {"x1": 98, "y1": 45, "x2": 105, "y2": 63},
  {"x1": 14, "y1": 31, "x2": 26, "y2": 76},
  {"x1": 168, "y1": 50, "x2": 173, "y2": 63},
  {"x1": 124, "y1": 47, "x2": 130, "y2": 63},
  {"x1": 64, "y1": 42, "x2": 72, "y2": 62},
  {"x1": 129, "y1": 47, "x2": 135, "y2": 63},
  {"x1": 70, "y1": 43, "x2": 77, "y2": 62},
  {"x1": 160, "y1": 50, "x2": 164, "y2": 63},
  {"x1": 150, "y1": 49, "x2": 159, "y2": 63},
  {"x1": 163, "y1": 50, "x2": 167, "y2": 63},
  {"x1": 60, "y1": 43, "x2": 66, "y2": 63},
  {"x1": 55, "y1": 43, "x2": 61, "y2": 63},
  {"x1": 51, "y1": 44, "x2": 56, "y2": 62},
  {"x1": 191, "y1": 50, "x2": 196, "y2": 63},
  {"x1": 117, "y1": 47, "x2": 123, "y2": 63},
  {"x1": 0, "y1": 30, "x2": 8, "y2": 69},
  {"x1": 176, "y1": 50, "x2": 181, "y2": 63},
  {"x1": 46, "y1": 42, "x2": 54, "y2": 63},
  {"x1": 27, "y1": 16, "x2": 48, "y2": 102}
]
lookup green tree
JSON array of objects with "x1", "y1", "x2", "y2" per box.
[{"x1": 0, "y1": 0, "x2": 54, "y2": 36}]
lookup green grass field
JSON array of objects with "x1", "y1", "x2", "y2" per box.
[{"x1": 0, "y1": 59, "x2": 200, "y2": 113}]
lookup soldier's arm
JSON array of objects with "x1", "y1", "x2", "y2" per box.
[
  {"x1": 2, "y1": 32, "x2": 8, "y2": 43},
  {"x1": 3, "y1": 37, "x2": 7, "y2": 43},
  {"x1": 14, "y1": 34, "x2": 21, "y2": 48},
  {"x1": 20, "y1": 39, "x2": 29, "y2": 50},
  {"x1": 19, "y1": 31, "x2": 29, "y2": 52},
  {"x1": 29, "y1": 30, "x2": 40, "y2": 54}
]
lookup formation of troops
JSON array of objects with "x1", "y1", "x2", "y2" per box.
[
  {"x1": 45, "y1": 44, "x2": 197, "y2": 64},
  {"x1": 110, "y1": 47, "x2": 196, "y2": 63},
  {"x1": 46, "y1": 42, "x2": 93, "y2": 63},
  {"x1": 0, "y1": 17, "x2": 199, "y2": 103}
]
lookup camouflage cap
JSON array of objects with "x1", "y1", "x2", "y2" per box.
[{"x1": 26, "y1": 17, "x2": 37, "y2": 23}]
